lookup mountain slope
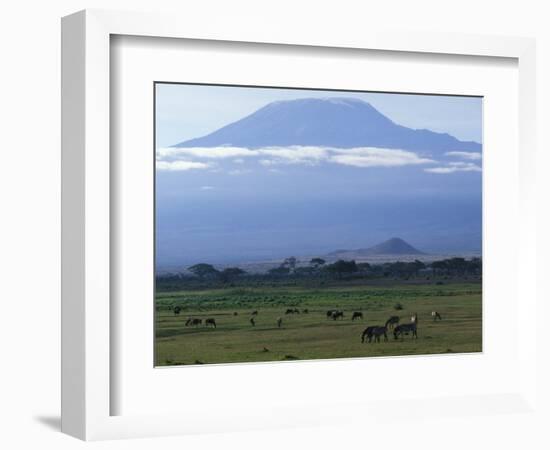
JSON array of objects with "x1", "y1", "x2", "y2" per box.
[
  {"x1": 327, "y1": 237, "x2": 426, "y2": 259},
  {"x1": 174, "y1": 97, "x2": 481, "y2": 153}
]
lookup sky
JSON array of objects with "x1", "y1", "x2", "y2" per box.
[
  {"x1": 155, "y1": 83, "x2": 482, "y2": 147},
  {"x1": 155, "y1": 84, "x2": 482, "y2": 269}
]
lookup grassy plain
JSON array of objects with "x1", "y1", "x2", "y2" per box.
[{"x1": 155, "y1": 281, "x2": 482, "y2": 366}]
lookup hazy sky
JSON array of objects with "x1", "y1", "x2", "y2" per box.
[
  {"x1": 156, "y1": 83, "x2": 482, "y2": 147},
  {"x1": 155, "y1": 84, "x2": 482, "y2": 268}
]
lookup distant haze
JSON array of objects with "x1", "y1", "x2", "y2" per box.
[{"x1": 156, "y1": 87, "x2": 482, "y2": 269}]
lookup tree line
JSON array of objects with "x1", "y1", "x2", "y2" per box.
[{"x1": 161, "y1": 256, "x2": 482, "y2": 283}]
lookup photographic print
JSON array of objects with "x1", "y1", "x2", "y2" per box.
[{"x1": 154, "y1": 84, "x2": 482, "y2": 366}]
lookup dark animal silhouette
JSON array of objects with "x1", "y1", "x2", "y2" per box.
[
  {"x1": 431, "y1": 311, "x2": 442, "y2": 321},
  {"x1": 233, "y1": 311, "x2": 238, "y2": 316},
  {"x1": 361, "y1": 326, "x2": 376, "y2": 343},
  {"x1": 185, "y1": 318, "x2": 202, "y2": 327},
  {"x1": 251, "y1": 310, "x2": 258, "y2": 316},
  {"x1": 331, "y1": 310, "x2": 344, "y2": 320},
  {"x1": 250, "y1": 317, "x2": 256, "y2": 327},
  {"x1": 285, "y1": 308, "x2": 300, "y2": 314},
  {"x1": 277, "y1": 317, "x2": 283, "y2": 328},
  {"x1": 173, "y1": 306, "x2": 181, "y2": 316},
  {"x1": 302, "y1": 308, "x2": 309, "y2": 314},
  {"x1": 370, "y1": 325, "x2": 388, "y2": 343},
  {"x1": 351, "y1": 311, "x2": 363, "y2": 321},
  {"x1": 394, "y1": 314, "x2": 418, "y2": 340},
  {"x1": 385, "y1": 316, "x2": 400, "y2": 329},
  {"x1": 205, "y1": 318, "x2": 216, "y2": 328},
  {"x1": 326, "y1": 309, "x2": 336, "y2": 319}
]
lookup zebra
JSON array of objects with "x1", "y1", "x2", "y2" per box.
[
  {"x1": 361, "y1": 326, "x2": 376, "y2": 343},
  {"x1": 370, "y1": 325, "x2": 388, "y2": 343},
  {"x1": 431, "y1": 311, "x2": 442, "y2": 321},
  {"x1": 394, "y1": 314, "x2": 418, "y2": 340},
  {"x1": 385, "y1": 316, "x2": 400, "y2": 329}
]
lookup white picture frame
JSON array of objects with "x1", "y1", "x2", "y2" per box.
[{"x1": 61, "y1": 9, "x2": 537, "y2": 441}]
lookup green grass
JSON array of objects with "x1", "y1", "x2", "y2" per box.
[{"x1": 155, "y1": 282, "x2": 482, "y2": 366}]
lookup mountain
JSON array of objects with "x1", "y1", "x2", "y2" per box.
[
  {"x1": 327, "y1": 237, "x2": 426, "y2": 259},
  {"x1": 174, "y1": 97, "x2": 481, "y2": 153}
]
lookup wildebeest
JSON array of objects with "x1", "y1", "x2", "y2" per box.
[
  {"x1": 251, "y1": 310, "x2": 258, "y2": 316},
  {"x1": 250, "y1": 317, "x2": 256, "y2": 327},
  {"x1": 185, "y1": 318, "x2": 202, "y2": 327},
  {"x1": 431, "y1": 311, "x2": 442, "y2": 321},
  {"x1": 277, "y1": 317, "x2": 283, "y2": 328},
  {"x1": 394, "y1": 315, "x2": 418, "y2": 340},
  {"x1": 302, "y1": 308, "x2": 309, "y2": 314},
  {"x1": 326, "y1": 309, "x2": 336, "y2": 319},
  {"x1": 331, "y1": 310, "x2": 344, "y2": 320},
  {"x1": 285, "y1": 308, "x2": 300, "y2": 314},
  {"x1": 385, "y1": 315, "x2": 400, "y2": 329},
  {"x1": 233, "y1": 311, "x2": 238, "y2": 316},
  {"x1": 173, "y1": 306, "x2": 181, "y2": 316},
  {"x1": 205, "y1": 318, "x2": 216, "y2": 328},
  {"x1": 351, "y1": 311, "x2": 363, "y2": 321}
]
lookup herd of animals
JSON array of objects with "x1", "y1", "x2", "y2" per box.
[{"x1": 167, "y1": 305, "x2": 444, "y2": 343}]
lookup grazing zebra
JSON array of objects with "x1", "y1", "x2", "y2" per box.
[
  {"x1": 370, "y1": 325, "x2": 388, "y2": 343},
  {"x1": 385, "y1": 316, "x2": 400, "y2": 329},
  {"x1": 361, "y1": 326, "x2": 376, "y2": 343},
  {"x1": 277, "y1": 317, "x2": 283, "y2": 328},
  {"x1": 361, "y1": 325, "x2": 387, "y2": 343},
  {"x1": 351, "y1": 311, "x2": 363, "y2": 321},
  {"x1": 205, "y1": 318, "x2": 216, "y2": 328},
  {"x1": 250, "y1": 317, "x2": 256, "y2": 327},
  {"x1": 393, "y1": 320, "x2": 418, "y2": 341},
  {"x1": 331, "y1": 310, "x2": 344, "y2": 320},
  {"x1": 431, "y1": 311, "x2": 442, "y2": 321},
  {"x1": 173, "y1": 306, "x2": 181, "y2": 316}
]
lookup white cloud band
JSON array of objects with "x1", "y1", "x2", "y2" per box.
[
  {"x1": 156, "y1": 145, "x2": 437, "y2": 171},
  {"x1": 446, "y1": 151, "x2": 482, "y2": 160}
]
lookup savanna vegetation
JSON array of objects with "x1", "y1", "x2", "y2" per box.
[{"x1": 155, "y1": 257, "x2": 482, "y2": 366}]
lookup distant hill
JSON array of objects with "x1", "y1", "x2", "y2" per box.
[
  {"x1": 173, "y1": 97, "x2": 481, "y2": 153},
  {"x1": 327, "y1": 237, "x2": 426, "y2": 259}
]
